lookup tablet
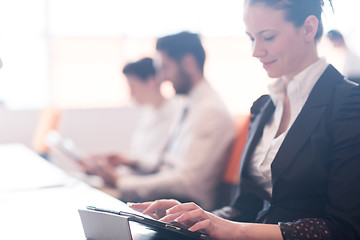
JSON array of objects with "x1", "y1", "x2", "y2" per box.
[
  {"x1": 86, "y1": 206, "x2": 209, "y2": 240},
  {"x1": 46, "y1": 130, "x2": 87, "y2": 162}
]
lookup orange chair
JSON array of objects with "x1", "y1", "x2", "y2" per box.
[
  {"x1": 32, "y1": 108, "x2": 60, "y2": 159},
  {"x1": 214, "y1": 114, "x2": 251, "y2": 209}
]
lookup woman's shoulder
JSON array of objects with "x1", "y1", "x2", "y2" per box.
[
  {"x1": 319, "y1": 65, "x2": 360, "y2": 111},
  {"x1": 250, "y1": 94, "x2": 271, "y2": 115},
  {"x1": 333, "y1": 78, "x2": 360, "y2": 116}
]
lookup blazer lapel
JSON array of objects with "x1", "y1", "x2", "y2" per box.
[
  {"x1": 239, "y1": 98, "x2": 275, "y2": 177},
  {"x1": 271, "y1": 65, "x2": 343, "y2": 185}
]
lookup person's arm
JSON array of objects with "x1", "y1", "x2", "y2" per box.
[
  {"x1": 278, "y1": 84, "x2": 360, "y2": 240},
  {"x1": 118, "y1": 108, "x2": 235, "y2": 209},
  {"x1": 127, "y1": 98, "x2": 186, "y2": 174},
  {"x1": 84, "y1": 153, "x2": 135, "y2": 187},
  {"x1": 279, "y1": 218, "x2": 331, "y2": 240},
  {"x1": 177, "y1": 206, "x2": 282, "y2": 240},
  {"x1": 130, "y1": 200, "x2": 282, "y2": 240}
]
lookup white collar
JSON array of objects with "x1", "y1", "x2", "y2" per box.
[
  {"x1": 268, "y1": 58, "x2": 328, "y2": 105},
  {"x1": 188, "y1": 79, "x2": 208, "y2": 101}
]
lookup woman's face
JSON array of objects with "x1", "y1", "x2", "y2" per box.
[
  {"x1": 126, "y1": 75, "x2": 153, "y2": 105},
  {"x1": 244, "y1": 3, "x2": 314, "y2": 80}
]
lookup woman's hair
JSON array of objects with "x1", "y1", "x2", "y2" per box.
[
  {"x1": 247, "y1": 0, "x2": 333, "y2": 41},
  {"x1": 122, "y1": 57, "x2": 156, "y2": 82}
]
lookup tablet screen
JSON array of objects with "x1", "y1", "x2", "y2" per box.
[{"x1": 86, "y1": 206, "x2": 208, "y2": 240}]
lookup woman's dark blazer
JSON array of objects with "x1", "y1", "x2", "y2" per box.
[{"x1": 231, "y1": 65, "x2": 360, "y2": 239}]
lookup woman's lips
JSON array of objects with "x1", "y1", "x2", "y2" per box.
[{"x1": 262, "y1": 60, "x2": 276, "y2": 70}]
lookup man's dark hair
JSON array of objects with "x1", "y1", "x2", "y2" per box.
[
  {"x1": 122, "y1": 57, "x2": 156, "y2": 82},
  {"x1": 156, "y1": 31, "x2": 206, "y2": 73}
]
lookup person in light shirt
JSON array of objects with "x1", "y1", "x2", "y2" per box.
[
  {"x1": 129, "y1": 0, "x2": 360, "y2": 239},
  {"x1": 86, "y1": 57, "x2": 184, "y2": 177},
  {"x1": 92, "y1": 32, "x2": 235, "y2": 211},
  {"x1": 324, "y1": 29, "x2": 360, "y2": 84}
]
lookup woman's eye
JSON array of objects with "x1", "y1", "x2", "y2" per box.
[
  {"x1": 248, "y1": 36, "x2": 254, "y2": 42},
  {"x1": 264, "y1": 36, "x2": 275, "y2": 41}
]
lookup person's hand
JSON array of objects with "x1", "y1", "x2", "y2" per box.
[
  {"x1": 79, "y1": 153, "x2": 123, "y2": 176},
  {"x1": 105, "y1": 154, "x2": 131, "y2": 166},
  {"x1": 128, "y1": 199, "x2": 181, "y2": 219},
  {"x1": 160, "y1": 202, "x2": 240, "y2": 240},
  {"x1": 76, "y1": 158, "x2": 97, "y2": 175},
  {"x1": 92, "y1": 153, "x2": 137, "y2": 168},
  {"x1": 91, "y1": 157, "x2": 119, "y2": 187},
  {"x1": 131, "y1": 201, "x2": 281, "y2": 240}
]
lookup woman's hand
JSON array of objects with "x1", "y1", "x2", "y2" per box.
[
  {"x1": 129, "y1": 199, "x2": 181, "y2": 219},
  {"x1": 130, "y1": 200, "x2": 240, "y2": 240},
  {"x1": 161, "y1": 202, "x2": 240, "y2": 240}
]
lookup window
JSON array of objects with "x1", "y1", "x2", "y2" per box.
[{"x1": 0, "y1": 0, "x2": 359, "y2": 113}]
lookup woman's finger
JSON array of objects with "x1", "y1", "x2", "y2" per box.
[
  {"x1": 167, "y1": 202, "x2": 200, "y2": 214},
  {"x1": 142, "y1": 199, "x2": 180, "y2": 216},
  {"x1": 188, "y1": 218, "x2": 212, "y2": 232},
  {"x1": 159, "y1": 211, "x2": 183, "y2": 223},
  {"x1": 129, "y1": 200, "x2": 181, "y2": 220},
  {"x1": 128, "y1": 202, "x2": 161, "y2": 219},
  {"x1": 128, "y1": 202, "x2": 152, "y2": 212},
  {"x1": 176, "y1": 208, "x2": 207, "y2": 223}
]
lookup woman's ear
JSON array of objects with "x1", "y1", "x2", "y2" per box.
[{"x1": 303, "y1": 15, "x2": 319, "y2": 42}]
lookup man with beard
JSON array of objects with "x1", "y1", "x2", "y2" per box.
[{"x1": 94, "y1": 32, "x2": 235, "y2": 211}]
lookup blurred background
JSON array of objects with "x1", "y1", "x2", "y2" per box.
[{"x1": 0, "y1": 0, "x2": 359, "y2": 163}]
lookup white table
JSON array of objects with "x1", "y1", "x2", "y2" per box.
[
  {"x1": 0, "y1": 144, "x2": 195, "y2": 240},
  {"x1": 0, "y1": 144, "x2": 137, "y2": 239}
]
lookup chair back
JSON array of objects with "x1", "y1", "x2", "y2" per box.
[{"x1": 214, "y1": 114, "x2": 250, "y2": 209}]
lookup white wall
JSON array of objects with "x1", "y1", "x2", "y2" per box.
[
  {"x1": 0, "y1": 106, "x2": 140, "y2": 171},
  {"x1": 57, "y1": 106, "x2": 140, "y2": 153},
  {"x1": 50, "y1": 106, "x2": 140, "y2": 171},
  {"x1": 0, "y1": 108, "x2": 39, "y2": 147}
]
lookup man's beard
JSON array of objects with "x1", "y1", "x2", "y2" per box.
[{"x1": 174, "y1": 70, "x2": 192, "y2": 95}]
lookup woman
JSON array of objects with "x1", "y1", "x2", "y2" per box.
[
  {"x1": 82, "y1": 58, "x2": 184, "y2": 184},
  {"x1": 130, "y1": 0, "x2": 360, "y2": 239}
]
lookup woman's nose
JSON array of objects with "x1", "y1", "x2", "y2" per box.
[{"x1": 252, "y1": 41, "x2": 266, "y2": 58}]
